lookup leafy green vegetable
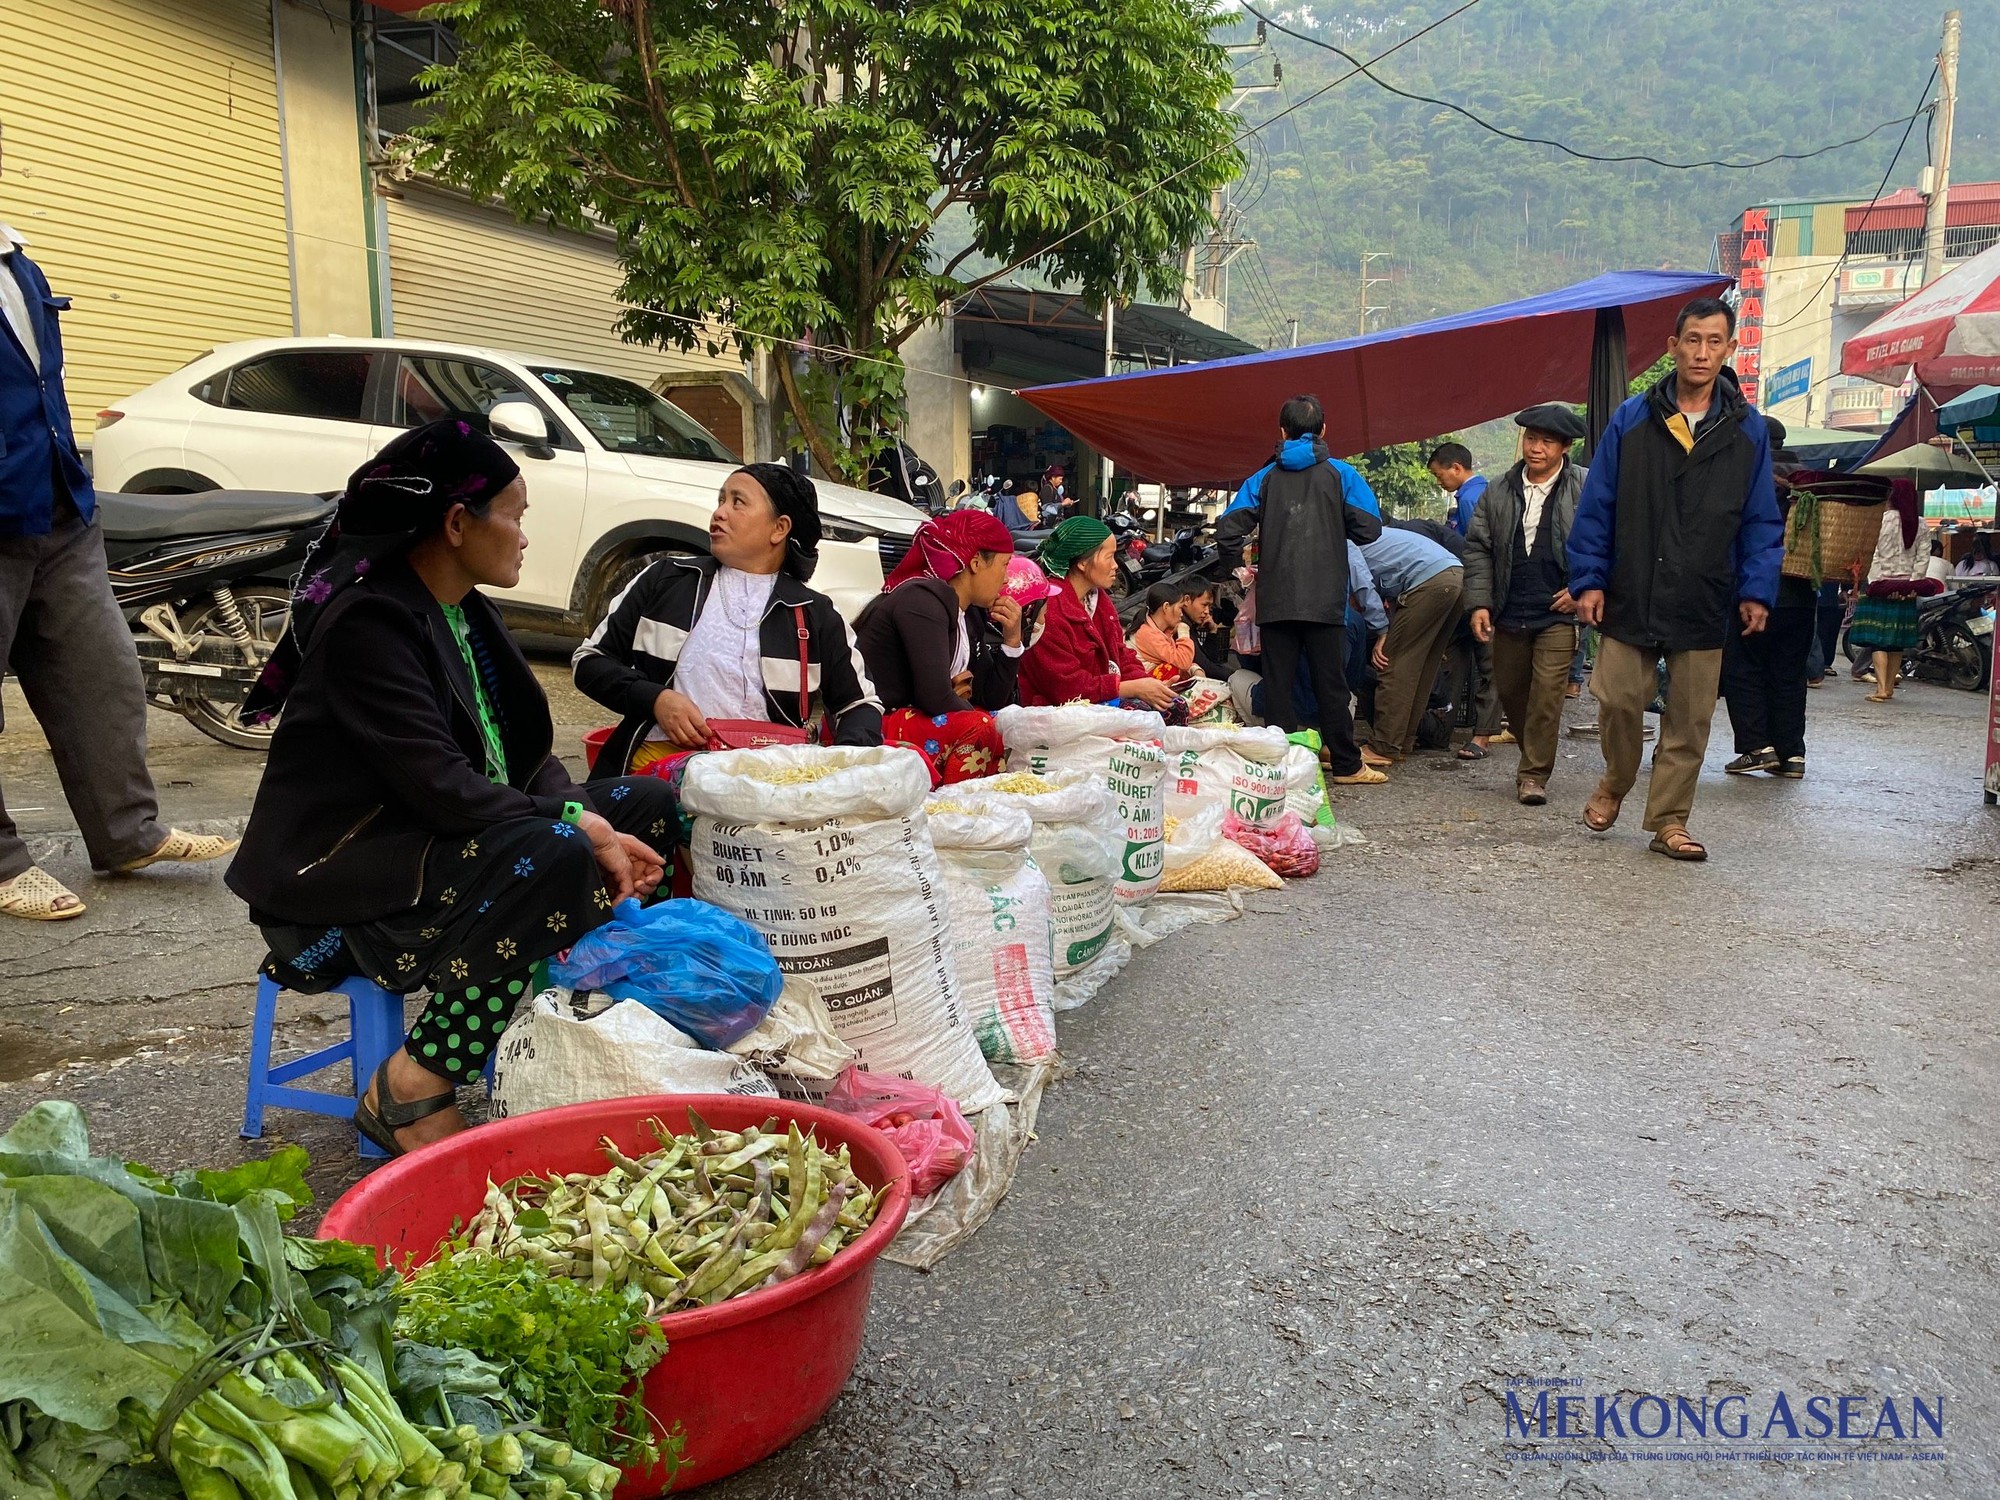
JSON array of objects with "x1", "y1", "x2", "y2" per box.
[{"x1": 395, "y1": 1250, "x2": 673, "y2": 1471}]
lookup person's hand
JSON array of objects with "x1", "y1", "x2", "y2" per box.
[
  {"x1": 989, "y1": 595, "x2": 1024, "y2": 647},
  {"x1": 1575, "y1": 589, "x2": 1606, "y2": 626},
  {"x1": 1552, "y1": 588, "x2": 1578, "y2": 616},
  {"x1": 950, "y1": 669, "x2": 975, "y2": 701},
  {"x1": 579, "y1": 812, "x2": 664, "y2": 903},
  {"x1": 1120, "y1": 676, "x2": 1177, "y2": 710},
  {"x1": 652, "y1": 688, "x2": 709, "y2": 749},
  {"x1": 1370, "y1": 637, "x2": 1391, "y2": 673},
  {"x1": 1469, "y1": 608, "x2": 1494, "y2": 643},
  {"x1": 1739, "y1": 600, "x2": 1770, "y2": 635},
  {"x1": 1176, "y1": 622, "x2": 1192, "y2": 640}
]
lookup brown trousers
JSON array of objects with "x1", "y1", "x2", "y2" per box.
[
  {"x1": 1491, "y1": 622, "x2": 1578, "y2": 784},
  {"x1": 1369, "y1": 567, "x2": 1464, "y2": 758},
  {"x1": 1589, "y1": 635, "x2": 1724, "y2": 833}
]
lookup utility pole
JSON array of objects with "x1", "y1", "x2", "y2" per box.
[
  {"x1": 1288, "y1": 318, "x2": 1300, "y2": 348},
  {"x1": 1358, "y1": 252, "x2": 1391, "y2": 335},
  {"x1": 1099, "y1": 300, "x2": 1117, "y2": 509},
  {"x1": 1920, "y1": 8, "x2": 1962, "y2": 288}
]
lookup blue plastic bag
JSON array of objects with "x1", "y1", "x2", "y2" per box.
[{"x1": 547, "y1": 899, "x2": 783, "y2": 1049}]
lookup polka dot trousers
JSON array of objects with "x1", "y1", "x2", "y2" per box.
[{"x1": 404, "y1": 970, "x2": 532, "y2": 1084}]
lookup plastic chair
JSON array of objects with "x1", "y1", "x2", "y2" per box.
[{"x1": 242, "y1": 974, "x2": 407, "y2": 1160}]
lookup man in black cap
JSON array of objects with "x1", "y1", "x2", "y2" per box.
[{"x1": 1461, "y1": 403, "x2": 1588, "y2": 804}]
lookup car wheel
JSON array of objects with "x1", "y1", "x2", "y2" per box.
[
  {"x1": 591, "y1": 545, "x2": 700, "y2": 623},
  {"x1": 135, "y1": 476, "x2": 220, "y2": 495}
]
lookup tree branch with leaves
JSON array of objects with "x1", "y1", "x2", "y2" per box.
[{"x1": 413, "y1": 0, "x2": 1241, "y2": 479}]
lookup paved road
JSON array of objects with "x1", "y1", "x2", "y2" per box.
[{"x1": 2, "y1": 668, "x2": 1995, "y2": 1497}]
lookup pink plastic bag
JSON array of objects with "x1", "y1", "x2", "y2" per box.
[
  {"x1": 822, "y1": 1068, "x2": 976, "y2": 1198},
  {"x1": 1223, "y1": 809, "x2": 1320, "y2": 878}
]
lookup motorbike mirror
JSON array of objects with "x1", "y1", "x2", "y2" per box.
[
  {"x1": 490, "y1": 400, "x2": 552, "y2": 453},
  {"x1": 947, "y1": 479, "x2": 968, "y2": 499}
]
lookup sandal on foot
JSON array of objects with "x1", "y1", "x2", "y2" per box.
[
  {"x1": 113, "y1": 829, "x2": 240, "y2": 874},
  {"x1": 1456, "y1": 741, "x2": 1490, "y2": 760},
  {"x1": 1361, "y1": 747, "x2": 1395, "y2": 768},
  {"x1": 353, "y1": 1057, "x2": 457, "y2": 1158},
  {"x1": 1649, "y1": 827, "x2": 1708, "y2": 862},
  {"x1": 1490, "y1": 729, "x2": 1517, "y2": 745},
  {"x1": 1517, "y1": 778, "x2": 1548, "y2": 806},
  {"x1": 1582, "y1": 786, "x2": 1623, "y2": 832},
  {"x1": 0, "y1": 867, "x2": 85, "y2": 921},
  {"x1": 1331, "y1": 765, "x2": 1389, "y2": 785}
]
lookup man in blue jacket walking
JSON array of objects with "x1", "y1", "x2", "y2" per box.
[
  {"x1": 1567, "y1": 297, "x2": 1784, "y2": 862},
  {"x1": 0, "y1": 200, "x2": 234, "y2": 919}
]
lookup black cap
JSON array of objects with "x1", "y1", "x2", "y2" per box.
[{"x1": 1515, "y1": 403, "x2": 1587, "y2": 442}]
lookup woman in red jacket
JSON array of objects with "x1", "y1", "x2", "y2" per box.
[{"x1": 1017, "y1": 518, "x2": 1177, "y2": 709}]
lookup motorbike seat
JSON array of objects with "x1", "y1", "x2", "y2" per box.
[{"x1": 96, "y1": 490, "x2": 333, "y2": 543}]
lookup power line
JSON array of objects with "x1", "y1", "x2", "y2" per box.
[
  {"x1": 1765, "y1": 63, "x2": 1938, "y2": 333},
  {"x1": 1240, "y1": 1, "x2": 1933, "y2": 173},
  {"x1": 977, "y1": 0, "x2": 1487, "y2": 288}
]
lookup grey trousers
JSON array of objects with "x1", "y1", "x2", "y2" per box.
[{"x1": 0, "y1": 506, "x2": 165, "y2": 878}]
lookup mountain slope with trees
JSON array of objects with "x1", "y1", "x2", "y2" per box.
[{"x1": 1220, "y1": 0, "x2": 2000, "y2": 348}]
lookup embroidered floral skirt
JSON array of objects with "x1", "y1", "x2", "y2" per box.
[
  {"x1": 883, "y1": 707, "x2": 1007, "y2": 787},
  {"x1": 259, "y1": 776, "x2": 679, "y2": 1004}
]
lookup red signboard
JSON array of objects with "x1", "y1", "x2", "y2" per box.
[{"x1": 1734, "y1": 208, "x2": 1771, "y2": 404}]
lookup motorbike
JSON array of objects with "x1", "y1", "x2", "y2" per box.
[
  {"x1": 1844, "y1": 579, "x2": 1997, "y2": 691},
  {"x1": 100, "y1": 489, "x2": 333, "y2": 749}
]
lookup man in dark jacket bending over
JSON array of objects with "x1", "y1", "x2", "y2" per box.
[
  {"x1": 1219, "y1": 394, "x2": 1385, "y2": 784},
  {"x1": 1567, "y1": 298, "x2": 1785, "y2": 861}
]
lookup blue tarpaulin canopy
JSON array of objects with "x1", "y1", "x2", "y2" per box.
[
  {"x1": 1936, "y1": 384, "x2": 2000, "y2": 427},
  {"x1": 1021, "y1": 269, "x2": 1731, "y2": 487}
]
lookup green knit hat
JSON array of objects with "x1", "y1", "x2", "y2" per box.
[{"x1": 1038, "y1": 516, "x2": 1113, "y2": 576}]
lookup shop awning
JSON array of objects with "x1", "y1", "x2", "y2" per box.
[
  {"x1": 1018, "y1": 269, "x2": 1731, "y2": 486},
  {"x1": 1936, "y1": 384, "x2": 2000, "y2": 427},
  {"x1": 953, "y1": 285, "x2": 1259, "y2": 388}
]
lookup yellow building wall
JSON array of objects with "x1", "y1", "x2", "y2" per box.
[{"x1": 0, "y1": 0, "x2": 296, "y2": 439}]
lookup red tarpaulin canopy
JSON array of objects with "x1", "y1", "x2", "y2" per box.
[{"x1": 1019, "y1": 269, "x2": 1731, "y2": 486}]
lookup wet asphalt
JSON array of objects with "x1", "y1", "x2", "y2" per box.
[{"x1": 1, "y1": 665, "x2": 1995, "y2": 1498}]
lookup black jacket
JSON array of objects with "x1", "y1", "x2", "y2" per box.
[
  {"x1": 1568, "y1": 369, "x2": 1784, "y2": 652},
  {"x1": 573, "y1": 553, "x2": 882, "y2": 776},
  {"x1": 227, "y1": 557, "x2": 580, "y2": 925},
  {"x1": 853, "y1": 577, "x2": 1018, "y2": 716},
  {"x1": 1217, "y1": 437, "x2": 1384, "y2": 625},
  {"x1": 1462, "y1": 458, "x2": 1586, "y2": 615}
]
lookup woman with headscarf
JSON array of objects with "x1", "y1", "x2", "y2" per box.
[
  {"x1": 854, "y1": 510, "x2": 1023, "y2": 784},
  {"x1": 573, "y1": 463, "x2": 883, "y2": 775},
  {"x1": 1851, "y1": 480, "x2": 1933, "y2": 704},
  {"x1": 227, "y1": 420, "x2": 675, "y2": 1156},
  {"x1": 1016, "y1": 517, "x2": 1177, "y2": 710}
]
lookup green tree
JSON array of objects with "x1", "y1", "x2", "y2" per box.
[
  {"x1": 1355, "y1": 439, "x2": 1451, "y2": 519},
  {"x1": 412, "y1": 0, "x2": 1241, "y2": 478}
]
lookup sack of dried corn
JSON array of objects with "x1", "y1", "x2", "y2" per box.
[
  {"x1": 679, "y1": 745, "x2": 1006, "y2": 1112},
  {"x1": 946, "y1": 768, "x2": 1127, "y2": 1011},
  {"x1": 994, "y1": 705, "x2": 1168, "y2": 906},
  {"x1": 1159, "y1": 795, "x2": 1282, "y2": 893}
]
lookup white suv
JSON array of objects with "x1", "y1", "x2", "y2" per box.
[{"x1": 91, "y1": 337, "x2": 923, "y2": 625}]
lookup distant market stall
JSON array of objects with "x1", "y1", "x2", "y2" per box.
[{"x1": 1017, "y1": 269, "x2": 1731, "y2": 486}]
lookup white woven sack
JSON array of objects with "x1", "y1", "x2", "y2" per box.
[
  {"x1": 680, "y1": 745, "x2": 1006, "y2": 1112},
  {"x1": 1162, "y1": 725, "x2": 1291, "y2": 830},
  {"x1": 925, "y1": 798, "x2": 1058, "y2": 1066},
  {"x1": 947, "y1": 769, "x2": 1127, "y2": 1010},
  {"x1": 994, "y1": 705, "x2": 1168, "y2": 905},
  {"x1": 490, "y1": 991, "x2": 775, "y2": 1119}
]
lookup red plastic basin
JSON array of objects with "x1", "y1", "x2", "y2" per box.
[
  {"x1": 318, "y1": 1095, "x2": 911, "y2": 1494},
  {"x1": 583, "y1": 725, "x2": 615, "y2": 772}
]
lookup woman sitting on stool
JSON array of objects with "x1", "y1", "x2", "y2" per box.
[
  {"x1": 228, "y1": 421, "x2": 673, "y2": 1156},
  {"x1": 854, "y1": 509, "x2": 1024, "y2": 784}
]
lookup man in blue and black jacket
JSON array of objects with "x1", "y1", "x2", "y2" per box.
[{"x1": 1567, "y1": 297, "x2": 1784, "y2": 862}]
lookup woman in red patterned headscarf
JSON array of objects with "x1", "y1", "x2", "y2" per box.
[{"x1": 854, "y1": 511, "x2": 1022, "y2": 784}]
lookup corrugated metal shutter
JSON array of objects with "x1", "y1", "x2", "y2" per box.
[
  {"x1": 0, "y1": 0, "x2": 294, "y2": 440},
  {"x1": 384, "y1": 186, "x2": 733, "y2": 382}
]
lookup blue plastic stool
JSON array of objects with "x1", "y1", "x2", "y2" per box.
[{"x1": 243, "y1": 975, "x2": 407, "y2": 1160}]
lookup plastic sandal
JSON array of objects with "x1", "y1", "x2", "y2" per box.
[
  {"x1": 113, "y1": 829, "x2": 240, "y2": 873},
  {"x1": 1456, "y1": 742, "x2": 1489, "y2": 760},
  {"x1": 0, "y1": 867, "x2": 85, "y2": 921},
  {"x1": 353, "y1": 1057, "x2": 457, "y2": 1158},
  {"x1": 1582, "y1": 785, "x2": 1622, "y2": 831}
]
